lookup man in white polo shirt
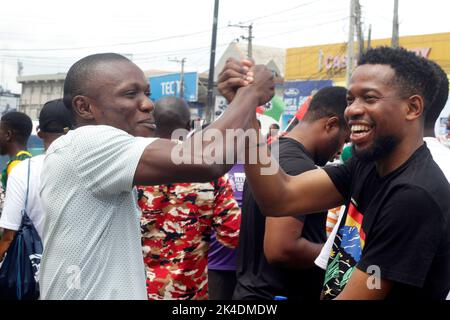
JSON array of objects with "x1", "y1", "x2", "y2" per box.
[{"x1": 39, "y1": 53, "x2": 274, "y2": 300}]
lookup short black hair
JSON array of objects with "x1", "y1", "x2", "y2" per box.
[
  {"x1": 154, "y1": 96, "x2": 191, "y2": 136},
  {"x1": 303, "y1": 86, "x2": 348, "y2": 127},
  {"x1": 358, "y1": 46, "x2": 439, "y2": 115},
  {"x1": 63, "y1": 53, "x2": 131, "y2": 111},
  {"x1": 424, "y1": 60, "x2": 449, "y2": 130},
  {"x1": 269, "y1": 123, "x2": 280, "y2": 129},
  {"x1": 1, "y1": 111, "x2": 33, "y2": 144}
]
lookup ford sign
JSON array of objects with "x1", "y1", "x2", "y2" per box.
[{"x1": 284, "y1": 88, "x2": 299, "y2": 96}]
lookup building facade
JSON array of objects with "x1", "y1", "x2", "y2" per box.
[
  {"x1": 16, "y1": 73, "x2": 65, "y2": 120},
  {"x1": 284, "y1": 32, "x2": 450, "y2": 134},
  {"x1": 285, "y1": 32, "x2": 450, "y2": 85}
]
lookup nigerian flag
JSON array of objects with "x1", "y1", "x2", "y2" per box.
[{"x1": 256, "y1": 96, "x2": 285, "y2": 122}]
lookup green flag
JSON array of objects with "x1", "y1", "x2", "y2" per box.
[{"x1": 261, "y1": 96, "x2": 285, "y2": 122}]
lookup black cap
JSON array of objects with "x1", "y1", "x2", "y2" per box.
[{"x1": 39, "y1": 99, "x2": 74, "y2": 133}]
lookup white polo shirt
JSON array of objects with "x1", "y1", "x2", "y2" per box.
[{"x1": 39, "y1": 125, "x2": 156, "y2": 300}]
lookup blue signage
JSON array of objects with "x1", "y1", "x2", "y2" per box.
[
  {"x1": 281, "y1": 80, "x2": 332, "y2": 129},
  {"x1": 149, "y1": 72, "x2": 198, "y2": 102}
]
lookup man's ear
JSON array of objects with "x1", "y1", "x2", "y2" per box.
[
  {"x1": 37, "y1": 130, "x2": 44, "y2": 140},
  {"x1": 73, "y1": 95, "x2": 95, "y2": 121},
  {"x1": 5, "y1": 129, "x2": 13, "y2": 142},
  {"x1": 325, "y1": 116, "x2": 340, "y2": 133},
  {"x1": 405, "y1": 95, "x2": 424, "y2": 121}
]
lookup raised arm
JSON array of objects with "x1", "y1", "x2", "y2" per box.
[
  {"x1": 134, "y1": 60, "x2": 275, "y2": 186},
  {"x1": 245, "y1": 162, "x2": 344, "y2": 217},
  {"x1": 213, "y1": 59, "x2": 344, "y2": 216}
]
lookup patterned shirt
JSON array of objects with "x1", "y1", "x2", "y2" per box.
[{"x1": 138, "y1": 176, "x2": 241, "y2": 300}]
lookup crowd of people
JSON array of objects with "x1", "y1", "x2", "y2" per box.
[{"x1": 0, "y1": 45, "x2": 449, "y2": 300}]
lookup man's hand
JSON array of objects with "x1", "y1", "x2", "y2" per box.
[
  {"x1": 0, "y1": 229, "x2": 16, "y2": 262},
  {"x1": 217, "y1": 58, "x2": 254, "y2": 103},
  {"x1": 240, "y1": 65, "x2": 275, "y2": 106}
]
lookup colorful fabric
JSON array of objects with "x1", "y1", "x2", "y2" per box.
[
  {"x1": 138, "y1": 176, "x2": 241, "y2": 300},
  {"x1": 326, "y1": 206, "x2": 342, "y2": 237},
  {"x1": 1, "y1": 150, "x2": 32, "y2": 190}
]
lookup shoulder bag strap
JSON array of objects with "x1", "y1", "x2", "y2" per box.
[{"x1": 23, "y1": 159, "x2": 31, "y2": 215}]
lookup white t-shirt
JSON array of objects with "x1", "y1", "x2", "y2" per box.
[
  {"x1": 39, "y1": 125, "x2": 156, "y2": 300},
  {"x1": 0, "y1": 155, "x2": 45, "y2": 239},
  {"x1": 315, "y1": 205, "x2": 345, "y2": 270},
  {"x1": 424, "y1": 137, "x2": 450, "y2": 183}
]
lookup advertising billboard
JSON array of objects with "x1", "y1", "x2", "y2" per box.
[
  {"x1": 282, "y1": 80, "x2": 333, "y2": 129},
  {"x1": 149, "y1": 72, "x2": 198, "y2": 102}
]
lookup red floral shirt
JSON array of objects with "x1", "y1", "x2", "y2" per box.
[{"x1": 138, "y1": 175, "x2": 240, "y2": 300}]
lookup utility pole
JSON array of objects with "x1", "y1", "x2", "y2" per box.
[
  {"x1": 247, "y1": 24, "x2": 253, "y2": 59},
  {"x1": 346, "y1": 0, "x2": 357, "y2": 87},
  {"x1": 17, "y1": 60, "x2": 23, "y2": 76},
  {"x1": 229, "y1": 23, "x2": 254, "y2": 58},
  {"x1": 179, "y1": 58, "x2": 186, "y2": 99},
  {"x1": 206, "y1": 0, "x2": 219, "y2": 123},
  {"x1": 355, "y1": 0, "x2": 364, "y2": 57},
  {"x1": 169, "y1": 57, "x2": 186, "y2": 99},
  {"x1": 0, "y1": 60, "x2": 4, "y2": 89},
  {"x1": 392, "y1": 0, "x2": 399, "y2": 48}
]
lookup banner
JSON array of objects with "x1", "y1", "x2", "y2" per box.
[
  {"x1": 282, "y1": 80, "x2": 332, "y2": 129},
  {"x1": 149, "y1": 72, "x2": 198, "y2": 102}
]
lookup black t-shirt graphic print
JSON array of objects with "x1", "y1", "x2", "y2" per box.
[{"x1": 323, "y1": 199, "x2": 366, "y2": 298}]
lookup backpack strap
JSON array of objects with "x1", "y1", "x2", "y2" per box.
[{"x1": 23, "y1": 159, "x2": 31, "y2": 215}]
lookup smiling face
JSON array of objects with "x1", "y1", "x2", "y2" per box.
[
  {"x1": 84, "y1": 60, "x2": 156, "y2": 138},
  {"x1": 345, "y1": 64, "x2": 410, "y2": 162}
]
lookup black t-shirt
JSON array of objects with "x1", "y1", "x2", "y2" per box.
[
  {"x1": 233, "y1": 137, "x2": 327, "y2": 300},
  {"x1": 322, "y1": 144, "x2": 450, "y2": 300}
]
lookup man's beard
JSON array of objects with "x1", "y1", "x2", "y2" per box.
[{"x1": 352, "y1": 135, "x2": 398, "y2": 163}]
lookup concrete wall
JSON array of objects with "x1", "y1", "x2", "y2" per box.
[{"x1": 17, "y1": 77, "x2": 64, "y2": 120}]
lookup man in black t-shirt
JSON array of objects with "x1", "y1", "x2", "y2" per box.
[
  {"x1": 234, "y1": 87, "x2": 349, "y2": 300},
  {"x1": 219, "y1": 47, "x2": 450, "y2": 300}
]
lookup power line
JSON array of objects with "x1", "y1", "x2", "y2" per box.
[
  {"x1": 256, "y1": 17, "x2": 349, "y2": 41},
  {"x1": 0, "y1": 16, "x2": 350, "y2": 66},
  {"x1": 255, "y1": 9, "x2": 348, "y2": 26},
  {"x1": 240, "y1": 0, "x2": 324, "y2": 24},
  {"x1": 0, "y1": 1, "x2": 330, "y2": 53},
  {"x1": 0, "y1": 29, "x2": 213, "y2": 52},
  {"x1": 0, "y1": 42, "x2": 230, "y2": 64}
]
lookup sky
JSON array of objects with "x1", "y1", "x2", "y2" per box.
[{"x1": 1, "y1": 0, "x2": 449, "y2": 93}]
